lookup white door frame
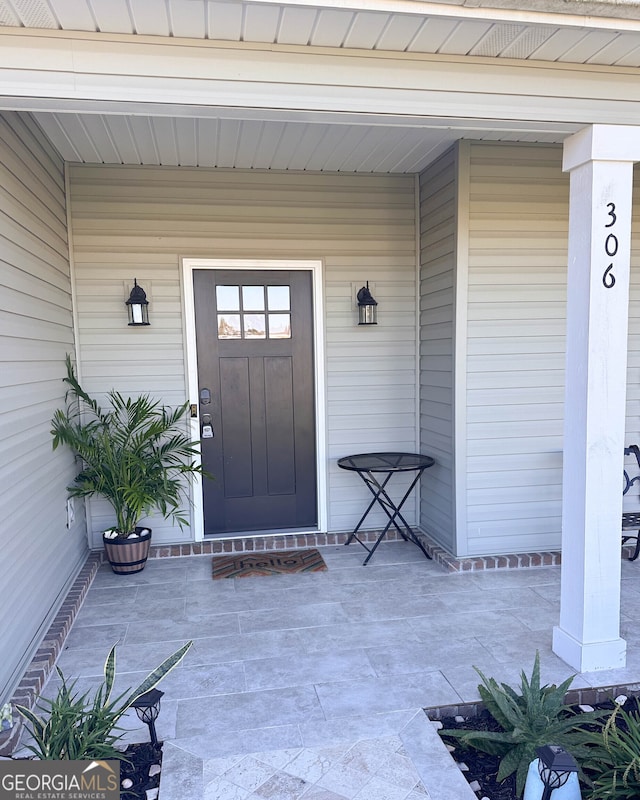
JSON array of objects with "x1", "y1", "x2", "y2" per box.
[{"x1": 181, "y1": 257, "x2": 327, "y2": 541}]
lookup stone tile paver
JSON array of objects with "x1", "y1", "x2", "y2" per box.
[{"x1": 35, "y1": 542, "x2": 640, "y2": 800}]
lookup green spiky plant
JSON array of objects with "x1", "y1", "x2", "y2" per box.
[
  {"x1": 16, "y1": 641, "x2": 192, "y2": 760},
  {"x1": 440, "y1": 652, "x2": 607, "y2": 797},
  {"x1": 581, "y1": 701, "x2": 640, "y2": 800},
  {"x1": 51, "y1": 355, "x2": 208, "y2": 538}
]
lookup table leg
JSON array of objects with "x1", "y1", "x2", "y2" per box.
[
  {"x1": 345, "y1": 468, "x2": 432, "y2": 565},
  {"x1": 344, "y1": 471, "x2": 395, "y2": 545}
]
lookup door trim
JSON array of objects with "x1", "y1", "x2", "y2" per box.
[{"x1": 182, "y1": 258, "x2": 327, "y2": 541}]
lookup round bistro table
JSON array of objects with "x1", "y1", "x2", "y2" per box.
[{"x1": 337, "y1": 452, "x2": 435, "y2": 565}]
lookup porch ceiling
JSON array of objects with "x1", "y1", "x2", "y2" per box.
[
  {"x1": 31, "y1": 111, "x2": 573, "y2": 172},
  {"x1": 6, "y1": 0, "x2": 639, "y2": 171}
]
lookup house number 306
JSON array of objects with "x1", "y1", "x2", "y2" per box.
[{"x1": 603, "y1": 202, "x2": 618, "y2": 289}]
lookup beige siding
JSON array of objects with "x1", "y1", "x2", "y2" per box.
[
  {"x1": 68, "y1": 165, "x2": 417, "y2": 542},
  {"x1": 0, "y1": 112, "x2": 87, "y2": 704},
  {"x1": 463, "y1": 143, "x2": 640, "y2": 556},
  {"x1": 465, "y1": 142, "x2": 569, "y2": 555},
  {"x1": 418, "y1": 146, "x2": 457, "y2": 552},
  {"x1": 624, "y1": 168, "x2": 640, "y2": 510}
]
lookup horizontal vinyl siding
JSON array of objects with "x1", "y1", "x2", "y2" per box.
[
  {"x1": 68, "y1": 165, "x2": 417, "y2": 542},
  {"x1": 0, "y1": 112, "x2": 86, "y2": 704},
  {"x1": 418, "y1": 146, "x2": 456, "y2": 552},
  {"x1": 465, "y1": 142, "x2": 568, "y2": 556},
  {"x1": 624, "y1": 170, "x2": 640, "y2": 514}
]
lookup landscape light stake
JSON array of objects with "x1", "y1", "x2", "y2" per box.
[
  {"x1": 536, "y1": 745, "x2": 579, "y2": 800},
  {"x1": 131, "y1": 689, "x2": 164, "y2": 746}
]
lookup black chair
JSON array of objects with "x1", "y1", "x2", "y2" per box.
[{"x1": 623, "y1": 445, "x2": 640, "y2": 561}]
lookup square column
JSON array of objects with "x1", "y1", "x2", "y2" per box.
[{"x1": 553, "y1": 125, "x2": 638, "y2": 672}]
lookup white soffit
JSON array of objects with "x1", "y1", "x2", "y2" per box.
[
  {"x1": 2, "y1": 0, "x2": 640, "y2": 67},
  {"x1": 31, "y1": 112, "x2": 573, "y2": 171}
]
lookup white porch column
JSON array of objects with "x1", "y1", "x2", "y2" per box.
[{"x1": 553, "y1": 125, "x2": 639, "y2": 672}]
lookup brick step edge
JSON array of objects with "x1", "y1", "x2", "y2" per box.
[{"x1": 145, "y1": 529, "x2": 564, "y2": 572}]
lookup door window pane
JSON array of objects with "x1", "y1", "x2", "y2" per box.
[
  {"x1": 242, "y1": 285, "x2": 265, "y2": 311},
  {"x1": 216, "y1": 281, "x2": 295, "y2": 340},
  {"x1": 218, "y1": 314, "x2": 241, "y2": 338},
  {"x1": 216, "y1": 285, "x2": 240, "y2": 311},
  {"x1": 269, "y1": 314, "x2": 291, "y2": 339},
  {"x1": 267, "y1": 285, "x2": 290, "y2": 311},
  {"x1": 244, "y1": 314, "x2": 266, "y2": 339}
]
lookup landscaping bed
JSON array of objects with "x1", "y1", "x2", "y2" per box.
[
  {"x1": 120, "y1": 741, "x2": 162, "y2": 800},
  {"x1": 437, "y1": 707, "x2": 517, "y2": 800},
  {"x1": 436, "y1": 696, "x2": 637, "y2": 800}
]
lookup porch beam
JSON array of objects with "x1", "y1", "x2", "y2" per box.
[
  {"x1": 553, "y1": 124, "x2": 639, "y2": 672},
  {"x1": 3, "y1": 31, "x2": 640, "y2": 126}
]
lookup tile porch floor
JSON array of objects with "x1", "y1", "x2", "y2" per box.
[{"x1": 35, "y1": 541, "x2": 640, "y2": 799}]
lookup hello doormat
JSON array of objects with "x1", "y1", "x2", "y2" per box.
[{"x1": 212, "y1": 549, "x2": 327, "y2": 579}]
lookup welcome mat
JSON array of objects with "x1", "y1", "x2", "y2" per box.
[{"x1": 212, "y1": 549, "x2": 328, "y2": 579}]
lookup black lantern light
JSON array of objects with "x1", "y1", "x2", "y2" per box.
[
  {"x1": 131, "y1": 688, "x2": 163, "y2": 746},
  {"x1": 536, "y1": 745, "x2": 579, "y2": 800},
  {"x1": 357, "y1": 282, "x2": 378, "y2": 325},
  {"x1": 126, "y1": 279, "x2": 150, "y2": 326}
]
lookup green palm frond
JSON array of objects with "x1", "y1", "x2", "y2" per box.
[{"x1": 51, "y1": 355, "x2": 211, "y2": 536}]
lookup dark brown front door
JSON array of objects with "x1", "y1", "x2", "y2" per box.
[{"x1": 193, "y1": 269, "x2": 317, "y2": 535}]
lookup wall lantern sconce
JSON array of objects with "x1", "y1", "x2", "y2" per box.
[
  {"x1": 126, "y1": 279, "x2": 150, "y2": 326},
  {"x1": 523, "y1": 745, "x2": 580, "y2": 800},
  {"x1": 131, "y1": 688, "x2": 163, "y2": 746},
  {"x1": 357, "y1": 282, "x2": 378, "y2": 325}
]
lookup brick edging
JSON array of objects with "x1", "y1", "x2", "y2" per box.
[
  {"x1": 425, "y1": 682, "x2": 640, "y2": 722},
  {"x1": 146, "y1": 530, "x2": 637, "y2": 573},
  {"x1": 420, "y1": 534, "x2": 562, "y2": 572},
  {"x1": 145, "y1": 529, "x2": 562, "y2": 571},
  {"x1": 0, "y1": 551, "x2": 102, "y2": 757},
  {"x1": 146, "y1": 529, "x2": 404, "y2": 559}
]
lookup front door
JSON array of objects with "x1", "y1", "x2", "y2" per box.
[{"x1": 193, "y1": 269, "x2": 317, "y2": 535}]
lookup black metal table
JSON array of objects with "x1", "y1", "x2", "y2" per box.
[{"x1": 337, "y1": 452, "x2": 435, "y2": 565}]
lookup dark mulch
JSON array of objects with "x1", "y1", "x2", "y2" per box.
[
  {"x1": 438, "y1": 708, "x2": 517, "y2": 800},
  {"x1": 436, "y1": 698, "x2": 634, "y2": 800},
  {"x1": 5, "y1": 741, "x2": 162, "y2": 800},
  {"x1": 119, "y1": 742, "x2": 162, "y2": 799}
]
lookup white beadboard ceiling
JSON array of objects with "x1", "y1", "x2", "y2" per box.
[
  {"x1": 31, "y1": 112, "x2": 572, "y2": 172},
  {"x1": 6, "y1": 0, "x2": 640, "y2": 171}
]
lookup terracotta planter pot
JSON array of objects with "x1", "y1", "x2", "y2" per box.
[{"x1": 103, "y1": 527, "x2": 152, "y2": 574}]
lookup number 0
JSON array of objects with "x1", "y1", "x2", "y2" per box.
[{"x1": 605, "y1": 233, "x2": 618, "y2": 257}]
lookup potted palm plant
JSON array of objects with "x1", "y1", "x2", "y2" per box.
[{"x1": 51, "y1": 356, "x2": 207, "y2": 574}]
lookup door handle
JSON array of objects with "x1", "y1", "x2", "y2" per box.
[{"x1": 201, "y1": 413, "x2": 214, "y2": 439}]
